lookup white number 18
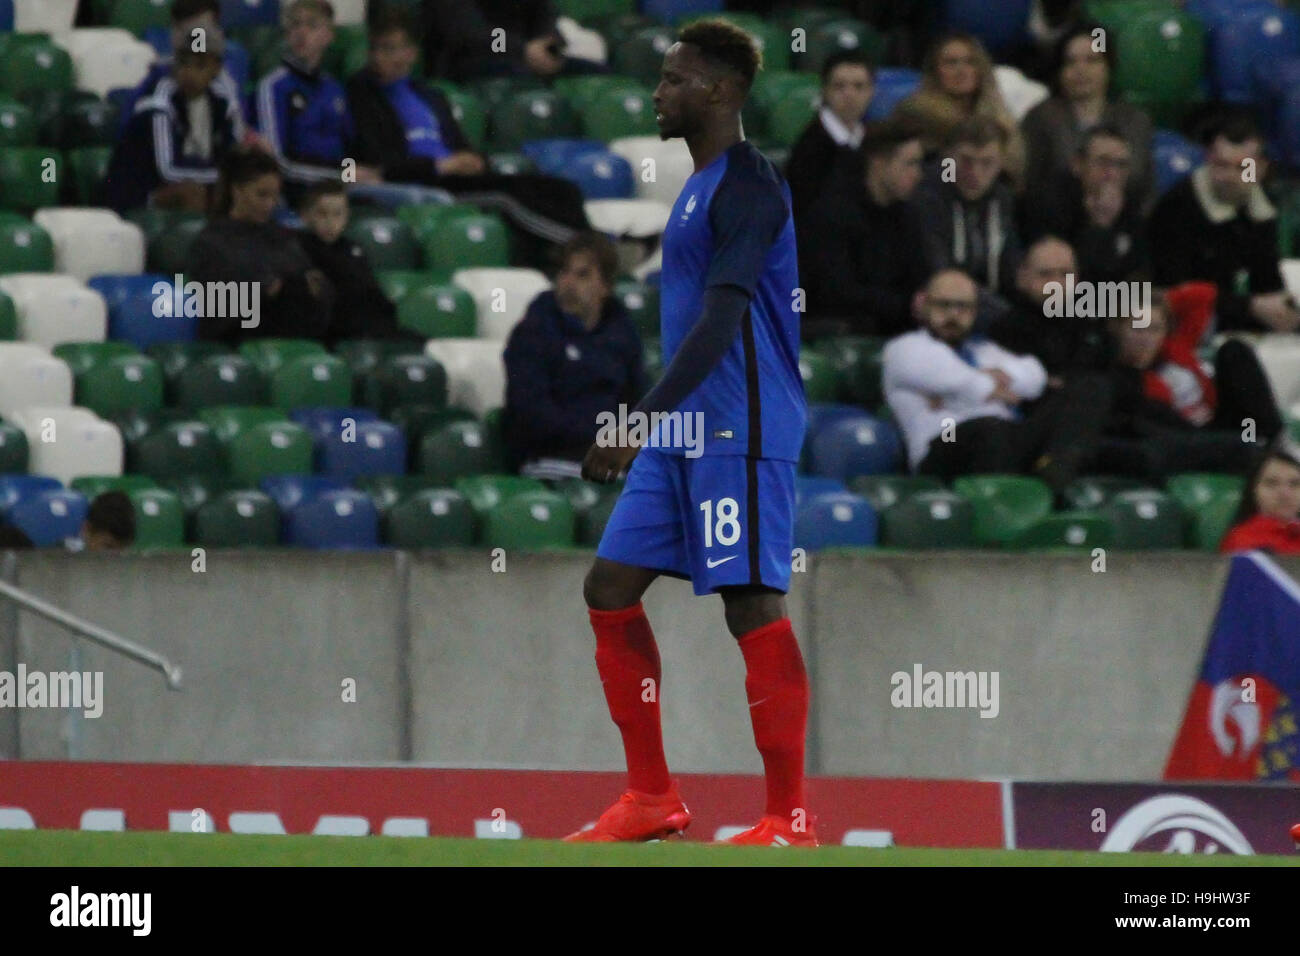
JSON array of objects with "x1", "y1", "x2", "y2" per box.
[{"x1": 699, "y1": 497, "x2": 741, "y2": 548}]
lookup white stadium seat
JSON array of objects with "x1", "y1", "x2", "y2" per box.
[
  {"x1": 556, "y1": 17, "x2": 608, "y2": 64},
  {"x1": 14, "y1": 0, "x2": 77, "y2": 33},
  {"x1": 5, "y1": 406, "x2": 123, "y2": 485},
  {"x1": 424, "y1": 338, "x2": 506, "y2": 419},
  {"x1": 0, "y1": 274, "x2": 107, "y2": 349},
  {"x1": 1281, "y1": 259, "x2": 1300, "y2": 300},
  {"x1": 33, "y1": 209, "x2": 147, "y2": 282},
  {"x1": 0, "y1": 344, "x2": 73, "y2": 419},
  {"x1": 452, "y1": 267, "x2": 550, "y2": 341},
  {"x1": 583, "y1": 199, "x2": 672, "y2": 238},
  {"x1": 1251, "y1": 334, "x2": 1300, "y2": 408},
  {"x1": 52, "y1": 30, "x2": 157, "y2": 99},
  {"x1": 330, "y1": 0, "x2": 367, "y2": 26},
  {"x1": 609, "y1": 136, "x2": 694, "y2": 207},
  {"x1": 994, "y1": 65, "x2": 1049, "y2": 122}
]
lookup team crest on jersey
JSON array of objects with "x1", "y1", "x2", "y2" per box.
[{"x1": 290, "y1": 92, "x2": 307, "y2": 111}]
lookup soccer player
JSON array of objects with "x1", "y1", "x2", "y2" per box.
[{"x1": 565, "y1": 21, "x2": 814, "y2": 847}]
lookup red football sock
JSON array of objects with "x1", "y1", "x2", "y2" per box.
[
  {"x1": 737, "y1": 617, "x2": 809, "y2": 819},
  {"x1": 589, "y1": 603, "x2": 672, "y2": 796}
]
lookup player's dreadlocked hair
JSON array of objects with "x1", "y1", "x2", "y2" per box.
[{"x1": 677, "y1": 19, "x2": 762, "y2": 93}]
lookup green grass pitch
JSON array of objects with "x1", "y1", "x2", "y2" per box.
[{"x1": 3, "y1": 831, "x2": 1299, "y2": 866}]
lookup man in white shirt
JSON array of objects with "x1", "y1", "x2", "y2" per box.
[
  {"x1": 883, "y1": 269, "x2": 1109, "y2": 491},
  {"x1": 784, "y1": 50, "x2": 875, "y2": 221}
]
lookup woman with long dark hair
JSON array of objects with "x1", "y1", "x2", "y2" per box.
[
  {"x1": 1220, "y1": 439, "x2": 1300, "y2": 554},
  {"x1": 186, "y1": 147, "x2": 334, "y2": 345}
]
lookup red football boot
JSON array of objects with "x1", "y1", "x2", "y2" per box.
[
  {"x1": 721, "y1": 814, "x2": 819, "y2": 847},
  {"x1": 563, "y1": 783, "x2": 691, "y2": 842}
]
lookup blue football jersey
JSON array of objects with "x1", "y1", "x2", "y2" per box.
[{"x1": 657, "y1": 140, "x2": 806, "y2": 462}]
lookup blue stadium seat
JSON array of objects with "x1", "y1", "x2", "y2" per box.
[
  {"x1": 794, "y1": 491, "x2": 878, "y2": 551},
  {"x1": 108, "y1": 288, "x2": 199, "y2": 349},
  {"x1": 643, "y1": 0, "x2": 723, "y2": 20},
  {"x1": 865, "y1": 68, "x2": 922, "y2": 120},
  {"x1": 142, "y1": 26, "x2": 172, "y2": 58},
  {"x1": 221, "y1": 0, "x2": 281, "y2": 29},
  {"x1": 807, "y1": 413, "x2": 904, "y2": 481},
  {"x1": 259, "y1": 475, "x2": 349, "y2": 515},
  {"x1": 7, "y1": 489, "x2": 88, "y2": 547},
  {"x1": 521, "y1": 138, "x2": 606, "y2": 172},
  {"x1": 88, "y1": 273, "x2": 169, "y2": 310},
  {"x1": 942, "y1": 0, "x2": 1031, "y2": 55},
  {"x1": 0, "y1": 0, "x2": 12, "y2": 32},
  {"x1": 795, "y1": 476, "x2": 848, "y2": 504},
  {"x1": 1280, "y1": 81, "x2": 1300, "y2": 170},
  {"x1": 284, "y1": 489, "x2": 381, "y2": 549},
  {"x1": 801, "y1": 403, "x2": 876, "y2": 470},
  {"x1": 0, "y1": 475, "x2": 63, "y2": 515},
  {"x1": 1151, "y1": 128, "x2": 1204, "y2": 195},
  {"x1": 316, "y1": 420, "x2": 407, "y2": 480},
  {"x1": 1208, "y1": 2, "x2": 1300, "y2": 102},
  {"x1": 565, "y1": 150, "x2": 635, "y2": 199},
  {"x1": 288, "y1": 406, "x2": 381, "y2": 441}
]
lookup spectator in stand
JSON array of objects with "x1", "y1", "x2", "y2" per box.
[
  {"x1": 417, "y1": 0, "x2": 606, "y2": 83},
  {"x1": 187, "y1": 148, "x2": 335, "y2": 345},
  {"x1": 1099, "y1": 284, "x2": 1281, "y2": 479},
  {"x1": 785, "y1": 50, "x2": 876, "y2": 222},
  {"x1": 1021, "y1": 125, "x2": 1149, "y2": 284},
  {"x1": 115, "y1": 0, "x2": 248, "y2": 137},
  {"x1": 893, "y1": 31, "x2": 1025, "y2": 189},
  {"x1": 883, "y1": 268, "x2": 1106, "y2": 492},
  {"x1": 799, "y1": 117, "x2": 928, "y2": 338},
  {"x1": 913, "y1": 117, "x2": 1024, "y2": 326},
  {"x1": 988, "y1": 235, "x2": 1113, "y2": 383},
  {"x1": 296, "y1": 181, "x2": 424, "y2": 348},
  {"x1": 1020, "y1": 23, "x2": 1154, "y2": 210},
  {"x1": 1220, "y1": 438, "x2": 1300, "y2": 554},
  {"x1": 104, "y1": 43, "x2": 245, "y2": 212},
  {"x1": 503, "y1": 233, "x2": 645, "y2": 479},
  {"x1": 82, "y1": 492, "x2": 135, "y2": 551},
  {"x1": 347, "y1": 7, "x2": 590, "y2": 267},
  {"x1": 1150, "y1": 115, "x2": 1300, "y2": 334},
  {"x1": 1014, "y1": 0, "x2": 1088, "y2": 84},
  {"x1": 256, "y1": 0, "x2": 366, "y2": 202}
]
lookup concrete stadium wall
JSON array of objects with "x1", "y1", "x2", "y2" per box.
[{"x1": 3, "y1": 549, "x2": 1294, "y2": 780}]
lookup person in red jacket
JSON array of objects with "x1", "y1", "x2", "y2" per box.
[{"x1": 1220, "y1": 439, "x2": 1300, "y2": 553}]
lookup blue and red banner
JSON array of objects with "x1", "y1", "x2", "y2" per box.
[{"x1": 1165, "y1": 553, "x2": 1300, "y2": 782}]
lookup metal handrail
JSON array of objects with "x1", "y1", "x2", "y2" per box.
[{"x1": 0, "y1": 578, "x2": 183, "y2": 690}]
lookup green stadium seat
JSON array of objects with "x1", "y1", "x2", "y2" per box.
[
  {"x1": 486, "y1": 151, "x2": 537, "y2": 175},
  {"x1": 0, "y1": 148, "x2": 61, "y2": 211},
  {"x1": 375, "y1": 268, "x2": 429, "y2": 303},
  {"x1": 798, "y1": 350, "x2": 840, "y2": 403},
  {"x1": 194, "y1": 490, "x2": 280, "y2": 547},
  {"x1": 576, "y1": 486, "x2": 620, "y2": 546},
  {"x1": 1109, "y1": 8, "x2": 1204, "y2": 126},
  {"x1": 582, "y1": 84, "x2": 658, "y2": 141},
  {"x1": 395, "y1": 202, "x2": 479, "y2": 245},
  {"x1": 110, "y1": 0, "x2": 175, "y2": 34},
  {"x1": 125, "y1": 207, "x2": 203, "y2": 246},
  {"x1": 64, "y1": 146, "x2": 111, "y2": 204},
  {"x1": 593, "y1": 13, "x2": 654, "y2": 47},
  {"x1": 146, "y1": 341, "x2": 231, "y2": 401},
  {"x1": 0, "y1": 99, "x2": 36, "y2": 147},
  {"x1": 0, "y1": 290, "x2": 12, "y2": 339},
  {"x1": 106, "y1": 407, "x2": 191, "y2": 448},
  {"x1": 442, "y1": 88, "x2": 487, "y2": 148},
  {"x1": 131, "y1": 421, "x2": 224, "y2": 480},
  {"x1": 238, "y1": 339, "x2": 328, "y2": 377},
  {"x1": 0, "y1": 420, "x2": 30, "y2": 472},
  {"x1": 227, "y1": 421, "x2": 314, "y2": 484},
  {"x1": 197, "y1": 405, "x2": 286, "y2": 445},
  {"x1": 146, "y1": 217, "x2": 206, "y2": 275},
  {"x1": 879, "y1": 490, "x2": 976, "y2": 548},
  {"x1": 612, "y1": 26, "x2": 677, "y2": 82},
  {"x1": 0, "y1": 217, "x2": 53, "y2": 273},
  {"x1": 489, "y1": 90, "x2": 579, "y2": 149},
  {"x1": 554, "y1": 0, "x2": 635, "y2": 21},
  {"x1": 354, "y1": 474, "x2": 440, "y2": 514},
  {"x1": 422, "y1": 213, "x2": 510, "y2": 273},
  {"x1": 766, "y1": 86, "x2": 822, "y2": 149},
  {"x1": 128, "y1": 487, "x2": 185, "y2": 549},
  {"x1": 1279, "y1": 188, "x2": 1300, "y2": 258},
  {"x1": 384, "y1": 488, "x2": 476, "y2": 547},
  {"x1": 52, "y1": 341, "x2": 138, "y2": 377},
  {"x1": 268, "y1": 353, "x2": 353, "y2": 410},
  {"x1": 454, "y1": 475, "x2": 548, "y2": 512},
  {"x1": 1166, "y1": 472, "x2": 1244, "y2": 550},
  {"x1": 419, "y1": 420, "x2": 504, "y2": 484},
  {"x1": 794, "y1": 18, "x2": 886, "y2": 75},
  {"x1": 555, "y1": 477, "x2": 623, "y2": 543},
  {"x1": 42, "y1": 98, "x2": 118, "y2": 149},
  {"x1": 387, "y1": 403, "x2": 475, "y2": 463},
  {"x1": 680, "y1": 13, "x2": 788, "y2": 71},
  {"x1": 951, "y1": 474, "x2": 1053, "y2": 546},
  {"x1": 361, "y1": 354, "x2": 449, "y2": 415},
  {"x1": 71, "y1": 474, "x2": 157, "y2": 499},
  {"x1": 75, "y1": 355, "x2": 165, "y2": 416},
  {"x1": 614, "y1": 278, "x2": 659, "y2": 337},
  {"x1": 1101, "y1": 489, "x2": 1187, "y2": 549},
  {"x1": 333, "y1": 337, "x2": 425, "y2": 393},
  {"x1": 396, "y1": 284, "x2": 477, "y2": 338},
  {"x1": 1008, "y1": 511, "x2": 1113, "y2": 550},
  {"x1": 848, "y1": 474, "x2": 944, "y2": 511},
  {"x1": 322, "y1": 24, "x2": 368, "y2": 81},
  {"x1": 812, "y1": 335, "x2": 885, "y2": 407},
  {"x1": 0, "y1": 36, "x2": 73, "y2": 98},
  {"x1": 175, "y1": 354, "x2": 266, "y2": 409},
  {"x1": 1063, "y1": 475, "x2": 1153, "y2": 510},
  {"x1": 163, "y1": 473, "x2": 243, "y2": 524},
  {"x1": 343, "y1": 216, "x2": 422, "y2": 271},
  {"x1": 778, "y1": 6, "x2": 847, "y2": 35},
  {"x1": 481, "y1": 489, "x2": 575, "y2": 549}
]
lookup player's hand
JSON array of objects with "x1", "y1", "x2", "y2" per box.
[{"x1": 582, "y1": 439, "x2": 639, "y2": 484}]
